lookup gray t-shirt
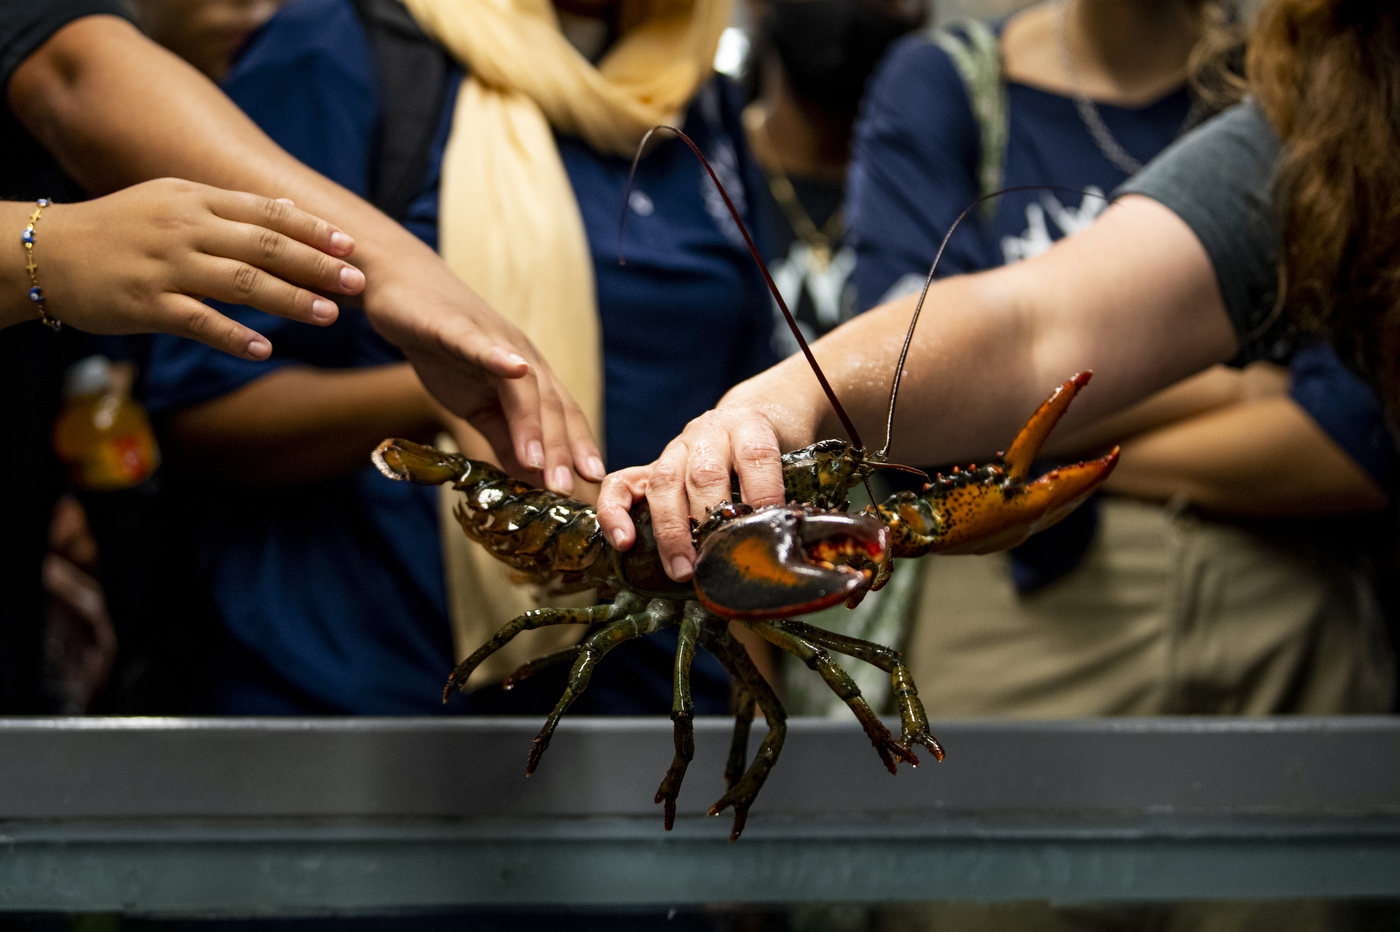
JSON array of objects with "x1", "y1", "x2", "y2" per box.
[{"x1": 1115, "y1": 99, "x2": 1289, "y2": 363}]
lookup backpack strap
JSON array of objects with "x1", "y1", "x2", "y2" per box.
[
  {"x1": 348, "y1": 0, "x2": 454, "y2": 222},
  {"x1": 930, "y1": 20, "x2": 1007, "y2": 216}
]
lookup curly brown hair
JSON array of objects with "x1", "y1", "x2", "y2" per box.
[{"x1": 1249, "y1": 0, "x2": 1400, "y2": 412}]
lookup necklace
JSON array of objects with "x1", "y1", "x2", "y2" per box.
[
  {"x1": 742, "y1": 105, "x2": 845, "y2": 271},
  {"x1": 1056, "y1": 0, "x2": 1146, "y2": 175}
]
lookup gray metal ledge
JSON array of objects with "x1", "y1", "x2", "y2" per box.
[{"x1": 0, "y1": 716, "x2": 1397, "y2": 913}]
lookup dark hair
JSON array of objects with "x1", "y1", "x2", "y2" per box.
[{"x1": 1250, "y1": 0, "x2": 1400, "y2": 411}]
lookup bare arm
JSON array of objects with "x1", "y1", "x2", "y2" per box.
[
  {"x1": 598, "y1": 195, "x2": 1240, "y2": 579},
  {"x1": 9, "y1": 15, "x2": 601, "y2": 492},
  {"x1": 1103, "y1": 396, "x2": 1388, "y2": 515},
  {"x1": 1048, "y1": 362, "x2": 1289, "y2": 455},
  {"x1": 165, "y1": 364, "x2": 441, "y2": 486}
]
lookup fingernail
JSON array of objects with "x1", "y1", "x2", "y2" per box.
[
  {"x1": 330, "y1": 231, "x2": 353, "y2": 253},
  {"x1": 527, "y1": 441, "x2": 544, "y2": 469},
  {"x1": 670, "y1": 556, "x2": 692, "y2": 580},
  {"x1": 339, "y1": 266, "x2": 365, "y2": 291},
  {"x1": 551, "y1": 466, "x2": 572, "y2": 492},
  {"x1": 611, "y1": 528, "x2": 627, "y2": 549},
  {"x1": 506, "y1": 352, "x2": 528, "y2": 369},
  {"x1": 276, "y1": 198, "x2": 295, "y2": 207},
  {"x1": 311, "y1": 298, "x2": 337, "y2": 323},
  {"x1": 246, "y1": 337, "x2": 271, "y2": 359},
  {"x1": 587, "y1": 456, "x2": 606, "y2": 479}
]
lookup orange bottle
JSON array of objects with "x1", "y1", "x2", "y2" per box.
[{"x1": 52, "y1": 356, "x2": 161, "y2": 492}]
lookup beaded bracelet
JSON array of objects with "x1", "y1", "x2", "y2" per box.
[{"x1": 21, "y1": 198, "x2": 60, "y2": 331}]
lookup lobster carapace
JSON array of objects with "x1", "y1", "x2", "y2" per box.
[{"x1": 374, "y1": 128, "x2": 1119, "y2": 840}]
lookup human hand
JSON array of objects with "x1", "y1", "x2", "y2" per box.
[
  {"x1": 27, "y1": 178, "x2": 364, "y2": 357},
  {"x1": 597, "y1": 405, "x2": 790, "y2": 582},
  {"x1": 357, "y1": 249, "x2": 605, "y2": 495}
]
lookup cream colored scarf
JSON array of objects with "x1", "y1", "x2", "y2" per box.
[{"x1": 399, "y1": 0, "x2": 731, "y2": 687}]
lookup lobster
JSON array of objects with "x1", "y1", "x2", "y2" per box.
[{"x1": 373, "y1": 128, "x2": 1119, "y2": 841}]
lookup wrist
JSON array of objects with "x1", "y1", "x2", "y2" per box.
[{"x1": 10, "y1": 199, "x2": 61, "y2": 331}]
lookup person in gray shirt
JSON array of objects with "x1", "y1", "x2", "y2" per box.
[{"x1": 596, "y1": 0, "x2": 1400, "y2": 584}]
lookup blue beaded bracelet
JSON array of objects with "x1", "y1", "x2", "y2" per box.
[{"x1": 21, "y1": 198, "x2": 60, "y2": 331}]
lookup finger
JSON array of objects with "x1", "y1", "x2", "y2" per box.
[
  {"x1": 207, "y1": 188, "x2": 357, "y2": 261},
  {"x1": 492, "y1": 367, "x2": 547, "y2": 476},
  {"x1": 481, "y1": 344, "x2": 531, "y2": 379},
  {"x1": 731, "y1": 418, "x2": 786, "y2": 507},
  {"x1": 682, "y1": 416, "x2": 738, "y2": 518},
  {"x1": 597, "y1": 467, "x2": 649, "y2": 550},
  {"x1": 203, "y1": 216, "x2": 365, "y2": 298},
  {"x1": 573, "y1": 425, "x2": 606, "y2": 485},
  {"x1": 470, "y1": 409, "x2": 532, "y2": 479},
  {"x1": 647, "y1": 440, "x2": 700, "y2": 580},
  {"x1": 190, "y1": 254, "x2": 340, "y2": 326},
  {"x1": 152, "y1": 293, "x2": 274, "y2": 360},
  {"x1": 553, "y1": 383, "x2": 604, "y2": 482},
  {"x1": 530, "y1": 372, "x2": 575, "y2": 496}
]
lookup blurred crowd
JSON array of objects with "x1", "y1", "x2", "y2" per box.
[{"x1": 0, "y1": 0, "x2": 1395, "y2": 733}]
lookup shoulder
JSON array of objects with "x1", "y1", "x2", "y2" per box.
[
  {"x1": 861, "y1": 31, "x2": 978, "y2": 145},
  {"x1": 1119, "y1": 100, "x2": 1280, "y2": 208},
  {"x1": 869, "y1": 31, "x2": 970, "y2": 108},
  {"x1": 0, "y1": 0, "x2": 130, "y2": 91},
  {"x1": 1117, "y1": 100, "x2": 1285, "y2": 359},
  {"x1": 228, "y1": 0, "x2": 373, "y2": 91}
]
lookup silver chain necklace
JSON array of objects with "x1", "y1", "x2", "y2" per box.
[{"x1": 1056, "y1": 0, "x2": 1145, "y2": 174}]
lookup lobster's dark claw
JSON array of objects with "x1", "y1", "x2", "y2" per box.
[{"x1": 693, "y1": 505, "x2": 889, "y2": 620}]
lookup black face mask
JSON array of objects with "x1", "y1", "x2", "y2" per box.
[{"x1": 766, "y1": 0, "x2": 922, "y2": 111}]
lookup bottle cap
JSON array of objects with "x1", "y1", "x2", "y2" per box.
[{"x1": 63, "y1": 355, "x2": 113, "y2": 397}]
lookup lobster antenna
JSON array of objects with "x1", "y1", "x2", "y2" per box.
[
  {"x1": 619, "y1": 125, "x2": 864, "y2": 451},
  {"x1": 877, "y1": 185, "x2": 1110, "y2": 460}
]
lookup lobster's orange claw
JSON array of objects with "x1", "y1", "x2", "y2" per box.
[
  {"x1": 693, "y1": 505, "x2": 889, "y2": 620},
  {"x1": 877, "y1": 371, "x2": 1119, "y2": 559},
  {"x1": 888, "y1": 447, "x2": 1119, "y2": 557},
  {"x1": 1003, "y1": 371, "x2": 1092, "y2": 480}
]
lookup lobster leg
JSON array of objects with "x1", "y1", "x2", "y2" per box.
[
  {"x1": 502, "y1": 645, "x2": 584, "y2": 691},
  {"x1": 655, "y1": 607, "x2": 705, "y2": 830},
  {"x1": 725, "y1": 686, "x2": 757, "y2": 790},
  {"x1": 780, "y1": 620, "x2": 944, "y2": 762},
  {"x1": 749, "y1": 619, "x2": 920, "y2": 773},
  {"x1": 703, "y1": 623, "x2": 787, "y2": 842},
  {"x1": 527, "y1": 596, "x2": 681, "y2": 775},
  {"x1": 444, "y1": 604, "x2": 612, "y2": 700}
]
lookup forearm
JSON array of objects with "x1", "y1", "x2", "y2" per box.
[
  {"x1": 165, "y1": 363, "x2": 440, "y2": 485},
  {"x1": 1104, "y1": 396, "x2": 1388, "y2": 516},
  {"x1": 1049, "y1": 362, "x2": 1290, "y2": 455},
  {"x1": 721, "y1": 199, "x2": 1239, "y2": 466},
  {"x1": 9, "y1": 16, "x2": 437, "y2": 302}
]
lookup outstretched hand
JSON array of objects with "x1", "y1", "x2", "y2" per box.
[
  {"x1": 597, "y1": 405, "x2": 790, "y2": 582},
  {"x1": 22, "y1": 179, "x2": 365, "y2": 356},
  {"x1": 355, "y1": 245, "x2": 606, "y2": 494}
]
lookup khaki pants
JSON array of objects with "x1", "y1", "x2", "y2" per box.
[{"x1": 903, "y1": 497, "x2": 1392, "y2": 718}]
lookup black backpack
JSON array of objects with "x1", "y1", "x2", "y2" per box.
[{"x1": 349, "y1": 0, "x2": 455, "y2": 222}]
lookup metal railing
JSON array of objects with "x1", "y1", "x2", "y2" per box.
[{"x1": 0, "y1": 716, "x2": 1397, "y2": 914}]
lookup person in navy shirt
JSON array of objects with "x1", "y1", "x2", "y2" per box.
[
  {"x1": 143, "y1": 0, "x2": 776, "y2": 715},
  {"x1": 844, "y1": 0, "x2": 1395, "y2": 717}
]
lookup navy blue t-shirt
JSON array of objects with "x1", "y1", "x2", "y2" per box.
[
  {"x1": 849, "y1": 30, "x2": 1192, "y2": 590},
  {"x1": 143, "y1": 0, "x2": 775, "y2": 713},
  {"x1": 849, "y1": 30, "x2": 1192, "y2": 311}
]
